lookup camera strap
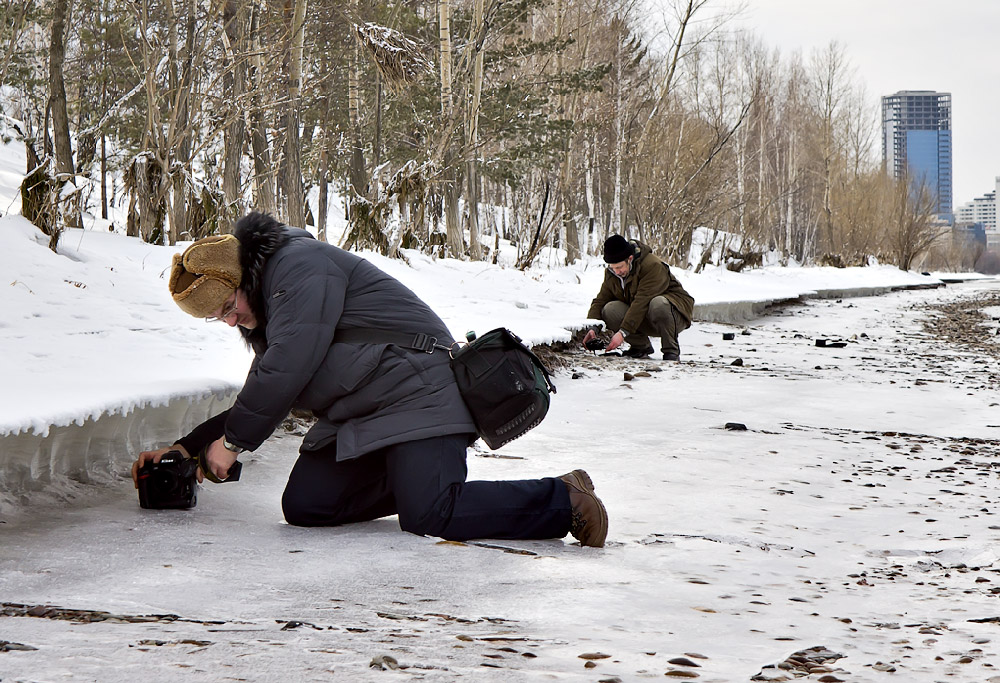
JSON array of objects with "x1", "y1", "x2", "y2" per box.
[{"x1": 198, "y1": 449, "x2": 243, "y2": 484}]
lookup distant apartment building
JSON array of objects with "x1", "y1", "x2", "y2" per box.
[
  {"x1": 881, "y1": 90, "x2": 953, "y2": 222},
  {"x1": 955, "y1": 177, "x2": 1000, "y2": 249}
]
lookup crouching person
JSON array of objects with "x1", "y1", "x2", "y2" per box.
[
  {"x1": 130, "y1": 211, "x2": 608, "y2": 547},
  {"x1": 583, "y1": 235, "x2": 694, "y2": 361}
]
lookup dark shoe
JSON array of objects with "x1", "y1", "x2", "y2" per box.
[
  {"x1": 621, "y1": 346, "x2": 654, "y2": 359},
  {"x1": 663, "y1": 352, "x2": 680, "y2": 361},
  {"x1": 559, "y1": 469, "x2": 608, "y2": 547}
]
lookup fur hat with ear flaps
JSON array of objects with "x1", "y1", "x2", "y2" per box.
[{"x1": 169, "y1": 234, "x2": 242, "y2": 318}]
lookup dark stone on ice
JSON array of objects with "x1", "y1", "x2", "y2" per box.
[
  {"x1": 725, "y1": 422, "x2": 748, "y2": 431},
  {"x1": 668, "y1": 656, "x2": 702, "y2": 667},
  {"x1": 722, "y1": 332, "x2": 735, "y2": 340},
  {"x1": 731, "y1": 358, "x2": 744, "y2": 366},
  {"x1": 1, "y1": 640, "x2": 39, "y2": 651}
]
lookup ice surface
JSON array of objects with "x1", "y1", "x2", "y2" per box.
[{"x1": 3, "y1": 282, "x2": 1000, "y2": 681}]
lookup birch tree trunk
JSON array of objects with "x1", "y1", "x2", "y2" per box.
[
  {"x1": 584, "y1": 137, "x2": 596, "y2": 253},
  {"x1": 247, "y1": 3, "x2": 276, "y2": 216},
  {"x1": 555, "y1": 0, "x2": 578, "y2": 264},
  {"x1": 439, "y1": 0, "x2": 463, "y2": 257},
  {"x1": 317, "y1": 121, "x2": 328, "y2": 242},
  {"x1": 610, "y1": 26, "x2": 623, "y2": 236},
  {"x1": 282, "y1": 0, "x2": 307, "y2": 227},
  {"x1": 464, "y1": 0, "x2": 485, "y2": 260}
]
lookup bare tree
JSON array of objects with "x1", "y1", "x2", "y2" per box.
[
  {"x1": 887, "y1": 173, "x2": 948, "y2": 271},
  {"x1": 808, "y1": 41, "x2": 852, "y2": 256}
]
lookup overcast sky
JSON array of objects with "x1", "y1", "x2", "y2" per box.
[{"x1": 732, "y1": 0, "x2": 1000, "y2": 205}]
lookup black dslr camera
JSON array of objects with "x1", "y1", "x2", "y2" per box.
[
  {"x1": 137, "y1": 450, "x2": 199, "y2": 509},
  {"x1": 583, "y1": 324, "x2": 606, "y2": 351}
]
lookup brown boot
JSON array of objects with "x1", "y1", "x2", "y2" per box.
[{"x1": 559, "y1": 469, "x2": 608, "y2": 547}]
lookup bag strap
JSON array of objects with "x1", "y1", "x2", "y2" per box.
[
  {"x1": 333, "y1": 327, "x2": 451, "y2": 354},
  {"x1": 336, "y1": 326, "x2": 556, "y2": 394},
  {"x1": 452, "y1": 328, "x2": 557, "y2": 394}
]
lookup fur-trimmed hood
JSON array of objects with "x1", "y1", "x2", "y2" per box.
[
  {"x1": 217, "y1": 213, "x2": 476, "y2": 458},
  {"x1": 233, "y1": 211, "x2": 294, "y2": 346}
]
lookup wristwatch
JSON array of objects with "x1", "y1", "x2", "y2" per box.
[{"x1": 223, "y1": 436, "x2": 246, "y2": 454}]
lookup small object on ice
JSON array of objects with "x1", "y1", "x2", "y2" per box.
[
  {"x1": 514, "y1": 301, "x2": 529, "y2": 309},
  {"x1": 578, "y1": 652, "x2": 612, "y2": 660},
  {"x1": 722, "y1": 332, "x2": 735, "y2": 340},
  {"x1": 815, "y1": 339, "x2": 847, "y2": 348},
  {"x1": 370, "y1": 654, "x2": 399, "y2": 670},
  {"x1": 731, "y1": 358, "x2": 744, "y2": 366},
  {"x1": 725, "y1": 422, "x2": 748, "y2": 431},
  {"x1": 668, "y1": 656, "x2": 702, "y2": 667},
  {"x1": 624, "y1": 372, "x2": 634, "y2": 381},
  {"x1": 0, "y1": 640, "x2": 38, "y2": 651}
]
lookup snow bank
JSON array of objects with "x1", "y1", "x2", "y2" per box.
[{"x1": 0, "y1": 388, "x2": 235, "y2": 512}]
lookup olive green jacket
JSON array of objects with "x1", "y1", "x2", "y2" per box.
[{"x1": 587, "y1": 240, "x2": 695, "y2": 335}]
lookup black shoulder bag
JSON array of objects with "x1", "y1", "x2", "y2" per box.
[{"x1": 333, "y1": 327, "x2": 556, "y2": 449}]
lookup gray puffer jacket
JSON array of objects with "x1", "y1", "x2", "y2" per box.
[{"x1": 227, "y1": 213, "x2": 475, "y2": 461}]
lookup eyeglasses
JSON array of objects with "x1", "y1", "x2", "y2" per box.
[{"x1": 205, "y1": 295, "x2": 238, "y2": 323}]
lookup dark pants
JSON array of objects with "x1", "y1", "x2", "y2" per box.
[{"x1": 281, "y1": 434, "x2": 572, "y2": 541}]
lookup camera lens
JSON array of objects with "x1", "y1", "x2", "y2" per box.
[{"x1": 150, "y1": 468, "x2": 180, "y2": 496}]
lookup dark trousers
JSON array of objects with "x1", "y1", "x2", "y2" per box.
[{"x1": 281, "y1": 434, "x2": 572, "y2": 541}]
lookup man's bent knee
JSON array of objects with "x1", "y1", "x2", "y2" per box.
[{"x1": 601, "y1": 301, "x2": 628, "y2": 329}]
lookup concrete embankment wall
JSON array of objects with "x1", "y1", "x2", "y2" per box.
[{"x1": 692, "y1": 282, "x2": 945, "y2": 323}]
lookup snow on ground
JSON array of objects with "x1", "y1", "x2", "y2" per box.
[{"x1": 4, "y1": 280, "x2": 1000, "y2": 682}]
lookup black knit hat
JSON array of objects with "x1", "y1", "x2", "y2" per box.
[{"x1": 603, "y1": 235, "x2": 633, "y2": 263}]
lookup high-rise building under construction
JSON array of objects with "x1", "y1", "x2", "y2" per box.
[{"x1": 881, "y1": 90, "x2": 953, "y2": 221}]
